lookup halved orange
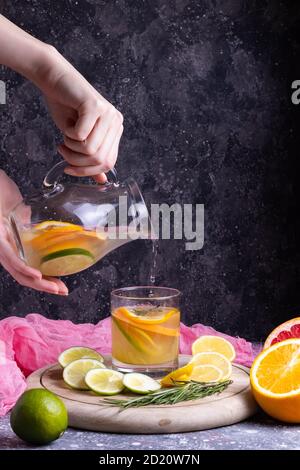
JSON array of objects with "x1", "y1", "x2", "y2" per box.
[{"x1": 250, "y1": 338, "x2": 300, "y2": 422}]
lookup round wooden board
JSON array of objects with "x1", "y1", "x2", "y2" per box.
[{"x1": 26, "y1": 355, "x2": 258, "y2": 434}]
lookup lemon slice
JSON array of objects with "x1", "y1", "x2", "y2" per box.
[
  {"x1": 189, "y1": 352, "x2": 232, "y2": 380},
  {"x1": 160, "y1": 363, "x2": 194, "y2": 387},
  {"x1": 40, "y1": 247, "x2": 94, "y2": 276},
  {"x1": 123, "y1": 373, "x2": 161, "y2": 394},
  {"x1": 190, "y1": 365, "x2": 223, "y2": 383},
  {"x1": 58, "y1": 346, "x2": 104, "y2": 368},
  {"x1": 85, "y1": 369, "x2": 124, "y2": 395},
  {"x1": 63, "y1": 358, "x2": 105, "y2": 390},
  {"x1": 191, "y1": 336, "x2": 236, "y2": 362}
]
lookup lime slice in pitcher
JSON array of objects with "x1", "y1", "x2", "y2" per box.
[{"x1": 40, "y1": 248, "x2": 94, "y2": 276}]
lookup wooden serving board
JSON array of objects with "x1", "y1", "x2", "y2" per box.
[{"x1": 26, "y1": 355, "x2": 257, "y2": 434}]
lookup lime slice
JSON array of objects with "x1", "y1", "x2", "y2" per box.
[
  {"x1": 40, "y1": 247, "x2": 94, "y2": 276},
  {"x1": 123, "y1": 373, "x2": 161, "y2": 394},
  {"x1": 112, "y1": 316, "x2": 146, "y2": 353},
  {"x1": 58, "y1": 346, "x2": 104, "y2": 368},
  {"x1": 63, "y1": 358, "x2": 105, "y2": 390},
  {"x1": 85, "y1": 369, "x2": 124, "y2": 395}
]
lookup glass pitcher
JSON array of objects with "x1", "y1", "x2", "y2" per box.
[{"x1": 9, "y1": 160, "x2": 151, "y2": 277}]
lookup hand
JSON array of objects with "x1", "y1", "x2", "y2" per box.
[
  {"x1": 38, "y1": 48, "x2": 124, "y2": 183},
  {"x1": 0, "y1": 16, "x2": 123, "y2": 183},
  {"x1": 0, "y1": 171, "x2": 68, "y2": 295}
]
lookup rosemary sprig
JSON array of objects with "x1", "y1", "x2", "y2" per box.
[{"x1": 103, "y1": 380, "x2": 232, "y2": 408}]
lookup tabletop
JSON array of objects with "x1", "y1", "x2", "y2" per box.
[{"x1": 1, "y1": 411, "x2": 300, "y2": 451}]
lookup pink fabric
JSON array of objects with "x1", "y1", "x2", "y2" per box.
[{"x1": 0, "y1": 313, "x2": 257, "y2": 416}]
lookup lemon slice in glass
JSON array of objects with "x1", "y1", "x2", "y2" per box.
[
  {"x1": 63, "y1": 358, "x2": 106, "y2": 390},
  {"x1": 40, "y1": 247, "x2": 94, "y2": 276},
  {"x1": 123, "y1": 373, "x2": 161, "y2": 394},
  {"x1": 85, "y1": 369, "x2": 124, "y2": 395},
  {"x1": 58, "y1": 346, "x2": 104, "y2": 368}
]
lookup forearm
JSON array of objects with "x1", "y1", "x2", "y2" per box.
[{"x1": 0, "y1": 14, "x2": 49, "y2": 81}]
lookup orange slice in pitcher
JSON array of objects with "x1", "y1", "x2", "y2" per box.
[{"x1": 34, "y1": 220, "x2": 84, "y2": 231}]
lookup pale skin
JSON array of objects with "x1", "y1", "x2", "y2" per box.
[{"x1": 0, "y1": 15, "x2": 124, "y2": 295}]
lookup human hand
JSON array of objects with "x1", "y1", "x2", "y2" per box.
[
  {"x1": 37, "y1": 48, "x2": 124, "y2": 183},
  {"x1": 0, "y1": 171, "x2": 68, "y2": 295},
  {"x1": 0, "y1": 16, "x2": 123, "y2": 183}
]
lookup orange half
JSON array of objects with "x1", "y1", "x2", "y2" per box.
[{"x1": 250, "y1": 338, "x2": 300, "y2": 422}]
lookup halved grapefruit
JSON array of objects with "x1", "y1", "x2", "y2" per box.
[{"x1": 264, "y1": 317, "x2": 300, "y2": 349}]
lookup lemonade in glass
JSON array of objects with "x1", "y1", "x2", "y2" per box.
[{"x1": 111, "y1": 287, "x2": 180, "y2": 376}]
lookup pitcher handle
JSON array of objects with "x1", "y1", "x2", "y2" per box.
[{"x1": 43, "y1": 160, "x2": 119, "y2": 188}]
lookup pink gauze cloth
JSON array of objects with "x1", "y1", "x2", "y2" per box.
[{"x1": 0, "y1": 313, "x2": 258, "y2": 417}]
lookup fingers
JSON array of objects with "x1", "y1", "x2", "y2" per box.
[
  {"x1": 43, "y1": 276, "x2": 69, "y2": 295},
  {"x1": 0, "y1": 236, "x2": 69, "y2": 295},
  {"x1": 64, "y1": 107, "x2": 117, "y2": 155},
  {"x1": 106, "y1": 124, "x2": 123, "y2": 169},
  {"x1": 64, "y1": 99, "x2": 104, "y2": 141},
  {"x1": 0, "y1": 259, "x2": 68, "y2": 295},
  {"x1": 0, "y1": 238, "x2": 42, "y2": 280},
  {"x1": 58, "y1": 101, "x2": 123, "y2": 177},
  {"x1": 93, "y1": 173, "x2": 107, "y2": 184}
]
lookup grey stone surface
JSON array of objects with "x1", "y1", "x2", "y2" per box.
[
  {"x1": 1, "y1": 412, "x2": 300, "y2": 450},
  {"x1": 0, "y1": 1, "x2": 300, "y2": 341}
]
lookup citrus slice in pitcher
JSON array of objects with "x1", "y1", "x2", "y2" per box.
[
  {"x1": 40, "y1": 247, "x2": 94, "y2": 276},
  {"x1": 34, "y1": 220, "x2": 84, "y2": 232}
]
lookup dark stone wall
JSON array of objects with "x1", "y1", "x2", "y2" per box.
[{"x1": 0, "y1": 0, "x2": 299, "y2": 341}]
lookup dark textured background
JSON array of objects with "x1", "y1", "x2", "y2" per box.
[{"x1": 0, "y1": 0, "x2": 300, "y2": 341}]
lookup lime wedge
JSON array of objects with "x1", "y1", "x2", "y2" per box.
[
  {"x1": 112, "y1": 316, "x2": 146, "y2": 353},
  {"x1": 40, "y1": 247, "x2": 94, "y2": 276},
  {"x1": 123, "y1": 373, "x2": 161, "y2": 394},
  {"x1": 58, "y1": 346, "x2": 104, "y2": 368},
  {"x1": 63, "y1": 358, "x2": 105, "y2": 390},
  {"x1": 85, "y1": 369, "x2": 124, "y2": 395}
]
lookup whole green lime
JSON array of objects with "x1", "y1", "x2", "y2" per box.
[{"x1": 10, "y1": 389, "x2": 68, "y2": 445}]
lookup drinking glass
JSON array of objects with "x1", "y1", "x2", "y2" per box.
[{"x1": 111, "y1": 286, "x2": 181, "y2": 376}]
